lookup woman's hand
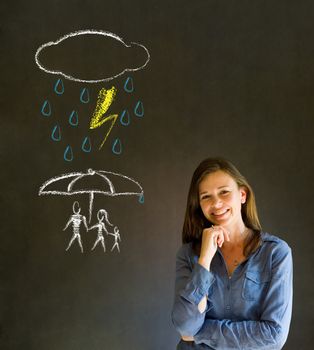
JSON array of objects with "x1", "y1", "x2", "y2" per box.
[{"x1": 198, "y1": 226, "x2": 230, "y2": 270}]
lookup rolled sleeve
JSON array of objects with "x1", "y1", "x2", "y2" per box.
[
  {"x1": 181, "y1": 263, "x2": 216, "y2": 305},
  {"x1": 172, "y1": 244, "x2": 216, "y2": 336}
]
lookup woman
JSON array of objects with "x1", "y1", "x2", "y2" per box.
[{"x1": 171, "y1": 158, "x2": 293, "y2": 349}]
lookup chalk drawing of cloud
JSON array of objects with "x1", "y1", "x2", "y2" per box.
[{"x1": 35, "y1": 30, "x2": 150, "y2": 83}]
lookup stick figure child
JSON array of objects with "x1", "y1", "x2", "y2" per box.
[
  {"x1": 109, "y1": 226, "x2": 121, "y2": 253},
  {"x1": 89, "y1": 209, "x2": 113, "y2": 252},
  {"x1": 63, "y1": 201, "x2": 88, "y2": 253}
]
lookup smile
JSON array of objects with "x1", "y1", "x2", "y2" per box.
[{"x1": 212, "y1": 209, "x2": 230, "y2": 217}]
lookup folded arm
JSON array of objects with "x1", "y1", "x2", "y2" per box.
[{"x1": 193, "y1": 244, "x2": 293, "y2": 349}]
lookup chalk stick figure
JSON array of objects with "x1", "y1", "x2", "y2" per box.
[
  {"x1": 63, "y1": 201, "x2": 88, "y2": 253},
  {"x1": 89, "y1": 209, "x2": 113, "y2": 252},
  {"x1": 109, "y1": 226, "x2": 121, "y2": 253}
]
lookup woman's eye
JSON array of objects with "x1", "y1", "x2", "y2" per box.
[{"x1": 221, "y1": 190, "x2": 230, "y2": 195}]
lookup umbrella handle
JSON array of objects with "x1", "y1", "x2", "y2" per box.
[{"x1": 89, "y1": 192, "x2": 94, "y2": 223}]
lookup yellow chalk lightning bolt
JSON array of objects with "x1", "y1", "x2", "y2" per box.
[{"x1": 90, "y1": 86, "x2": 118, "y2": 150}]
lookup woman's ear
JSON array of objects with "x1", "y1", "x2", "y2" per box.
[{"x1": 240, "y1": 187, "x2": 247, "y2": 204}]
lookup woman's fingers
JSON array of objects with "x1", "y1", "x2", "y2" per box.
[
  {"x1": 200, "y1": 226, "x2": 228, "y2": 268},
  {"x1": 212, "y1": 225, "x2": 230, "y2": 246},
  {"x1": 210, "y1": 226, "x2": 222, "y2": 247},
  {"x1": 199, "y1": 225, "x2": 231, "y2": 269},
  {"x1": 201, "y1": 225, "x2": 230, "y2": 254},
  {"x1": 216, "y1": 232, "x2": 223, "y2": 247}
]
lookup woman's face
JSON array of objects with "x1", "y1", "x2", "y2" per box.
[{"x1": 198, "y1": 170, "x2": 247, "y2": 227}]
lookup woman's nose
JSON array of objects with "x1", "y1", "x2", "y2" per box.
[{"x1": 212, "y1": 198, "x2": 223, "y2": 209}]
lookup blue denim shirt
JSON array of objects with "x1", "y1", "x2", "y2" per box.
[{"x1": 172, "y1": 232, "x2": 293, "y2": 349}]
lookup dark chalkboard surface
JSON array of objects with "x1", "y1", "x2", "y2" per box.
[{"x1": 1, "y1": 1, "x2": 314, "y2": 349}]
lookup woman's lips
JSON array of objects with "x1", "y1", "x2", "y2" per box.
[{"x1": 212, "y1": 209, "x2": 230, "y2": 219}]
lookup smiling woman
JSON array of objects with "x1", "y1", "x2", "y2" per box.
[{"x1": 171, "y1": 157, "x2": 293, "y2": 350}]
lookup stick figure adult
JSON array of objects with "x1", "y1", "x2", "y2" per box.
[
  {"x1": 63, "y1": 201, "x2": 88, "y2": 253},
  {"x1": 89, "y1": 209, "x2": 113, "y2": 252}
]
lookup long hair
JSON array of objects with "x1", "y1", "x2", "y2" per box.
[
  {"x1": 97, "y1": 209, "x2": 113, "y2": 226},
  {"x1": 182, "y1": 157, "x2": 262, "y2": 256}
]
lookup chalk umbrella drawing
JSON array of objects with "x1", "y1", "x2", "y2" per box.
[{"x1": 38, "y1": 168, "x2": 144, "y2": 223}]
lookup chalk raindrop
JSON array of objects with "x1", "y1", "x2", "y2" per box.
[
  {"x1": 69, "y1": 110, "x2": 79, "y2": 126},
  {"x1": 112, "y1": 138, "x2": 122, "y2": 155},
  {"x1": 51, "y1": 124, "x2": 61, "y2": 141},
  {"x1": 134, "y1": 100, "x2": 144, "y2": 117},
  {"x1": 64, "y1": 145, "x2": 74, "y2": 161},
  {"x1": 139, "y1": 193, "x2": 144, "y2": 204},
  {"x1": 124, "y1": 76, "x2": 134, "y2": 93},
  {"x1": 41, "y1": 100, "x2": 51, "y2": 117},
  {"x1": 54, "y1": 78, "x2": 65, "y2": 95},
  {"x1": 120, "y1": 109, "x2": 130, "y2": 126},
  {"x1": 80, "y1": 88, "x2": 90, "y2": 103},
  {"x1": 82, "y1": 136, "x2": 92, "y2": 152}
]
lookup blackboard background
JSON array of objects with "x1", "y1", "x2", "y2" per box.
[{"x1": 1, "y1": 1, "x2": 314, "y2": 349}]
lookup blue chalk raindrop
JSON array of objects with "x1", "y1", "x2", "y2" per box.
[
  {"x1": 120, "y1": 109, "x2": 130, "y2": 126},
  {"x1": 64, "y1": 145, "x2": 73, "y2": 161},
  {"x1": 54, "y1": 78, "x2": 64, "y2": 95},
  {"x1": 80, "y1": 88, "x2": 90, "y2": 103},
  {"x1": 139, "y1": 193, "x2": 144, "y2": 204},
  {"x1": 82, "y1": 137, "x2": 92, "y2": 152},
  {"x1": 134, "y1": 100, "x2": 144, "y2": 117},
  {"x1": 41, "y1": 100, "x2": 51, "y2": 117},
  {"x1": 69, "y1": 110, "x2": 79, "y2": 126},
  {"x1": 124, "y1": 76, "x2": 134, "y2": 93},
  {"x1": 112, "y1": 138, "x2": 122, "y2": 155},
  {"x1": 51, "y1": 124, "x2": 61, "y2": 141}
]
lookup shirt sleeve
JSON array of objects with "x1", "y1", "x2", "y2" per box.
[
  {"x1": 193, "y1": 242, "x2": 293, "y2": 349},
  {"x1": 171, "y1": 244, "x2": 216, "y2": 336}
]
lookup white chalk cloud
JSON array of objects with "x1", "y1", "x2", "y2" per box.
[{"x1": 35, "y1": 29, "x2": 150, "y2": 83}]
